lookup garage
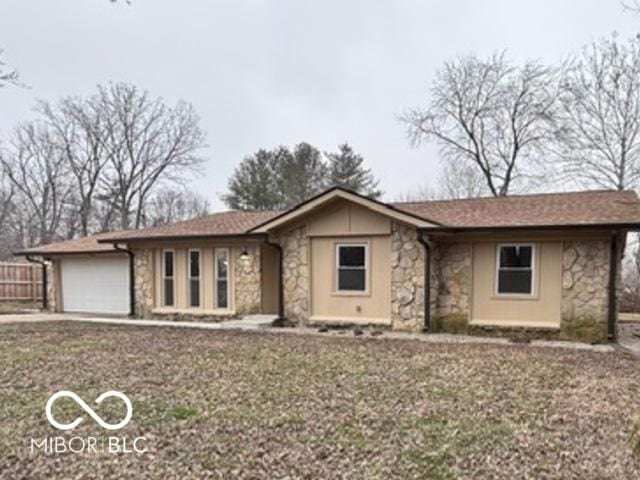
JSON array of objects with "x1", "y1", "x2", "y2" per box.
[{"x1": 60, "y1": 255, "x2": 129, "y2": 315}]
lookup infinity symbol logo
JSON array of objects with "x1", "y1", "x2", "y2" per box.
[{"x1": 45, "y1": 391, "x2": 133, "y2": 431}]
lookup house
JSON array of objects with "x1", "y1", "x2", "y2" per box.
[{"x1": 17, "y1": 187, "x2": 640, "y2": 343}]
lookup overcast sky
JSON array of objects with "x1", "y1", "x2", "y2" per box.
[{"x1": 1, "y1": 0, "x2": 639, "y2": 210}]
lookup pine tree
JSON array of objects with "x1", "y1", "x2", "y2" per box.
[
  {"x1": 276, "y1": 143, "x2": 326, "y2": 207},
  {"x1": 325, "y1": 143, "x2": 382, "y2": 199},
  {"x1": 223, "y1": 149, "x2": 282, "y2": 210}
]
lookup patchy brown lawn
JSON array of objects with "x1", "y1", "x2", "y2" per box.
[
  {"x1": 0, "y1": 322, "x2": 639, "y2": 479},
  {"x1": 0, "y1": 301, "x2": 40, "y2": 315}
]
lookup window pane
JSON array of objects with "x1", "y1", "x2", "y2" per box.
[
  {"x1": 164, "y1": 278, "x2": 174, "y2": 306},
  {"x1": 216, "y1": 250, "x2": 228, "y2": 279},
  {"x1": 190, "y1": 251, "x2": 200, "y2": 278},
  {"x1": 217, "y1": 280, "x2": 228, "y2": 308},
  {"x1": 190, "y1": 279, "x2": 200, "y2": 307},
  {"x1": 339, "y1": 246, "x2": 365, "y2": 267},
  {"x1": 499, "y1": 246, "x2": 531, "y2": 268},
  {"x1": 338, "y1": 268, "x2": 366, "y2": 291},
  {"x1": 498, "y1": 270, "x2": 532, "y2": 294},
  {"x1": 164, "y1": 251, "x2": 174, "y2": 277}
]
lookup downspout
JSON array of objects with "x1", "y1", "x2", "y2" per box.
[
  {"x1": 263, "y1": 235, "x2": 285, "y2": 322},
  {"x1": 113, "y1": 243, "x2": 135, "y2": 317},
  {"x1": 26, "y1": 255, "x2": 48, "y2": 311},
  {"x1": 607, "y1": 230, "x2": 621, "y2": 341},
  {"x1": 417, "y1": 230, "x2": 432, "y2": 332}
]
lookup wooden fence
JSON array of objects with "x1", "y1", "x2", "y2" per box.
[{"x1": 0, "y1": 262, "x2": 43, "y2": 301}]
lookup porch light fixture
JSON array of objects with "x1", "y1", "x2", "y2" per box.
[{"x1": 240, "y1": 249, "x2": 250, "y2": 260}]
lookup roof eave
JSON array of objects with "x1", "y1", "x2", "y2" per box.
[
  {"x1": 96, "y1": 232, "x2": 267, "y2": 244},
  {"x1": 419, "y1": 222, "x2": 640, "y2": 233}
]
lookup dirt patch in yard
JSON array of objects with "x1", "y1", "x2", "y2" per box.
[{"x1": 0, "y1": 321, "x2": 639, "y2": 479}]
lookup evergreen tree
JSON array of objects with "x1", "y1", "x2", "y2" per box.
[
  {"x1": 325, "y1": 143, "x2": 382, "y2": 199},
  {"x1": 276, "y1": 142, "x2": 326, "y2": 207},
  {"x1": 223, "y1": 149, "x2": 282, "y2": 210}
]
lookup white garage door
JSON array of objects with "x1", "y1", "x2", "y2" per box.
[{"x1": 61, "y1": 256, "x2": 129, "y2": 315}]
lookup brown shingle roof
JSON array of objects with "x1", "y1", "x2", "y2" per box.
[
  {"x1": 15, "y1": 232, "x2": 124, "y2": 255},
  {"x1": 392, "y1": 190, "x2": 640, "y2": 229},
  {"x1": 16, "y1": 189, "x2": 640, "y2": 256},
  {"x1": 98, "y1": 210, "x2": 280, "y2": 242}
]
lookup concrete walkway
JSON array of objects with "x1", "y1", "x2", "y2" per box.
[
  {"x1": 0, "y1": 313, "x2": 277, "y2": 331},
  {"x1": 0, "y1": 312, "x2": 618, "y2": 353}
]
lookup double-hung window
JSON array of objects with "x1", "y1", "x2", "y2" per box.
[
  {"x1": 496, "y1": 244, "x2": 535, "y2": 295},
  {"x1": 163, "y1": 250, "x2": 175, "y2": 307},
  {"x1": 188, "y1": 249, "x2": 201, "y2": 308},
  {"x1": 215, "y1": 248, "x2": 230, "y2": 309},
  {"x1": 336, "y1": 244, "x2": 368, "y2": 293}
]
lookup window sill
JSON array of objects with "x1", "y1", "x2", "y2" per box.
[
  {"x1": 153, "y1": 307, "x2": 235, "y2": 316},
  {"x1": 491, "y1": 294, "x2": 538, "y2": 301},
  {"x1": 331, "y1": 290, "x2": 371, "y2": 298}
]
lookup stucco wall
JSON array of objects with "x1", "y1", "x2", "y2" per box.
[
  {"x1": 471, "y1": 242, "x2": 563, "y2": 328},
  {"x1": 310, "y1": 236, "x2": 391, "y2": 324}
]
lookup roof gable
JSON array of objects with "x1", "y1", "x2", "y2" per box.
[{"x1": 249, "y1": 188, "x2": 441, "y2": 233}]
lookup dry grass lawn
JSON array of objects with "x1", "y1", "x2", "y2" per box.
[{"x1": 0, "y1": 321, "x2": 639, "y2": 479}]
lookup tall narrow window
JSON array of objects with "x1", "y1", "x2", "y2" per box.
[
  {"x1": 188, "y1": 249, "x2": 201, "y2": 308},
  {"x1": 496, "y1": 244, "x2": 535, "y2": 295},
  {"x1": 336, "y1": 244, "x2": 367, "y2": 292},
  {"x1": 163, "y1": 250, "x2": 175, "y2": 307},
  {"x1": 215, "y1": 249, "x2": 229, "y2": 309}
]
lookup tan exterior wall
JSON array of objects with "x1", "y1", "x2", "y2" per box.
[
  {"x1": 310, "y1": 236, "x2": 391, "y2": 324},
  {"x1": 471, "y1": 242, "x2": 563, "y2": 328},
  {"x1": 142, "y1": 243, "x2": 261, "y2": 319},
  {"x1": 307, "y1": 201, "x2": 391, "y2": 236}
]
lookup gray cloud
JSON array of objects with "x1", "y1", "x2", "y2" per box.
[{"x1": 1, "y1": 0, "x2": 638, "y2": 209}]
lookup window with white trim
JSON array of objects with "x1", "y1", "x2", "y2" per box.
[
  {"x1": 188, "y1": 249, "x2": 201, "y2": 308},
  {"x1": 163, "y1": 250, "x2": 175, "y2": 307},
  {"x1": 496, "y1": 244, "x2": 534, "y2": 295},
  {"x1": 336, "y1": 244, "x2": 367, "y2": 292},
  {"x1": 215, "y1": 248, "x2": 229, "y2": 309}
]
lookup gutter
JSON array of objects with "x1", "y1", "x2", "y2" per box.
[
  {"x1": 417, "y1": 230, "x2": 433, "y2": 332},
  {"x1": 113, "y1": 243, "x2": 135, "y2": 317},
  {"x1": 263, "y1": 235, "x2": 285, "y2": 321},
  {"x1": 25, "y1": 255, "x2": 48, "y2": 311},
  {"x1": 607, "y1": 230, "x2": 621, "y2": 341}
]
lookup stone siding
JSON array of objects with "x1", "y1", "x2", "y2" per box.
[
  {"x1": 46, "y1": 260, "x2": 58, "y2": 312},
  {"x1": 431, "y1": 242, "x2": 472, "y2": 333},
  {"x1": 561, "y1": 240, "x2": 610, "y2": 343},
  {"x1": 390, "y1": 222, "x2": 425, "y2": 331},
  {"x1": 280, "y1": 226, "x2": 309, "y2": 325},
  {"x1": 133, "y1": 249, "x2": 153, "y2": 318},
  {"x1": 234, "y1": 245, "x2": 262, "y2": 315}
]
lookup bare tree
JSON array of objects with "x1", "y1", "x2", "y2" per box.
[
  {"x1": 401, "y1": 52, "x2": 557, "y2": 197},
  {"x1": 554, "y1": 34, "x2": 640, "y2": 191},
  {"x1": 143, "y1": 188, "x2": 209, "y2": 226},
  {"x1": 96, "y1": 83, "x2": 206, "y2": 229},
  {"x1": 0, "y1": 122, "x2": 73, "y2": 246},
  {"x1": 0, "y1": 49, "x2": 19, "y2": 88},
  {"x1": 396, "y1": 162, "x2": 487, "y2": 202},
  {"x1": 37, "y1": 97, "x2": 111, "y2": 236}
]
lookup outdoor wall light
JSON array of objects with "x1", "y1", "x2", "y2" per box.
[{"x1": 240, "y1": 249, "x2": 250, "y2": 260}]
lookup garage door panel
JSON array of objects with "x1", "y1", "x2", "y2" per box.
[{"x1": 61, "y1": 256, "x2": 129, "y2": 315}]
